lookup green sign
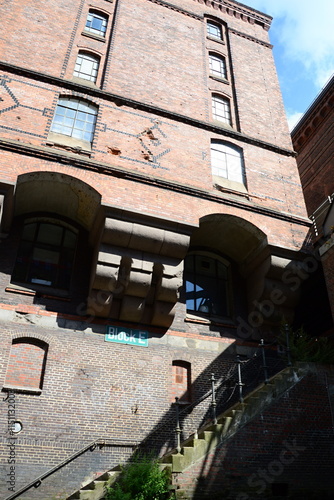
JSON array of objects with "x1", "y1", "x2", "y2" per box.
[{"x1": 105, "y1": 326, "x2": 148, "y2": 347}]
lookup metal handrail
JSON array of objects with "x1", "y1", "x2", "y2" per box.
[{"x1": 5, "y1": 438, "x2": 138, "y2": 500}]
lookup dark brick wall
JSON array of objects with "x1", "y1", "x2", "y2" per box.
[
  {"x1": 175, "y1": 366, "x2": 334, "y2": 499},
  {"x1": 293, "y1": 105, "x2": 334, "y2": 216}
]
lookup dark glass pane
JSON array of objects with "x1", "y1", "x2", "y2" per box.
[
  {"x1": 22, "y1": 223, "x2": 36, "y2": 241},
  {"x1": 28, "y1": 247, "x2": 59, "y2": 286},
  {"x1": 12, "y1": 241, "x2": 33, "y2": 282},
  {"x1": 63, "y1": 230, "x2": 76, "y2": 248},
  {"x1": 217, "y1": 260, "x2": 227, "y2": 279},
  {"x1": 185, "y1": 254, "x2": 230, "y2": 317},
  {"x1": 58, "y1": 248, "x2": 75, "y2": 289},
  {"x1": 37, "y1": 224, "x2": 63, "y2": 246},
  {"x1": 13, "y1": 221, "x2": 78, "y2": 291},
  {"x1": 184, "y1": 254, "x2": 194, "y2": 272}
]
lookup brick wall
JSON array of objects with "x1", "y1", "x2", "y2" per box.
[
  {"x1": 0, "y1": 0, "x2": 315, "y2": 498},
  {"x1": 292, "y1": 83, "x2": 334, "y2": 216},
  {"x1": 174, "y1": 365, "x2": 334, "y2": 499}
]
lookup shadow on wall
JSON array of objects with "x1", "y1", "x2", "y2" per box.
[
  {"x1": 189, "y1": 367, "x2": 334, "y2": 500},
  {"x1": 137, "y1": 340, "x2": 284, "y2": 458}
]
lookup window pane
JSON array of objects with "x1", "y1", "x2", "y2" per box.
[
  {"x1": 12, "y1": 221, "x2": 77, "y2": 290},
  {"x1": 22, "y1": 223, "x2": 36, "y2": 241},
  {"x1": 37, "y1": 224, "x2": 63, "y2": 246},
  {"x1": 185, "y1": 254, "x2": 230, "y2": 317},
  {"x1": 85, "y1": 12, "x2": 108, "y2": 37},
  {"x1": 211, "y1": 141, "x2": 244, "y2": 183},
  {"x1": 74, "y1": 53, "x2": 100, "y2": 82},
  {"x1": 207, "y1": 21, "x2": 222, "y2": 39},
  {"x1": 209, "y1": 54, "x2": 226, "y2": 79},
  {"x1": 63, "y1": 230, "x2": 77, "y2": 248},
  {"x1": 29, "y1": 247, "x2": 59, "y2": 286},
  {"x1": 50, "y1": 97, "x2": 98, "y2": 143}
]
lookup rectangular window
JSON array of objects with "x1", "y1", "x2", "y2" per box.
[
  {"x1": 85, "y1": 12, "x2": 108, "y2": 37},
  {"x1": 209, "y1": 54, "x2": 227, "y2": 80},
  {"x1": 207, "y1": 21, "x2": 222, "y2": 40},
  {"x1": 74, "y1": 53, "x2": 100, "y2": 83},
  {"x1": 50, "y1": 97, "x2": 98, "y2": 143},
  {"x1": 212, "y1": 95, "x2": 231, "y2": 125}
]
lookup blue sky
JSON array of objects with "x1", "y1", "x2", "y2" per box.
[{"x1": 245, "y1": 0, "x2": 334, "y2": 129}]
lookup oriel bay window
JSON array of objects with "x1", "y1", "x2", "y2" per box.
[
  {"x1": 185, "y1": 252, "x2": 231, "y2": 319},
  {"x1": 12, "y1": 219, "x2": 77, "y2": 291}
]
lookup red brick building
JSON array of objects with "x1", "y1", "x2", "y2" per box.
[
  {"x1": 292, "y1": 75, "x2": 334, "y2": 332},
  {"x1": 0, "y1": 1, "x2": 333, "y2": 499}
]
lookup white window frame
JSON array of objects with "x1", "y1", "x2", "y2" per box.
[
  {"x1": 85, "y1": 11, "x2": 108, "y2": 38},
  {"x1": 74, "y1": 52, "x2": 100, "y2": 83},
  {"x1": 50, "y1": 97, "x2": 98, "y2": 144},
  {"x1": 212, "y1": 95, "x2": 231, "y2": 125},
  {"x1": 207, "y1": 21, "x2": 222, "y2": 40},
  {"x1": 209, "y1": 53, "x2": 227, "y2": 80},
  {"x1": 211, "y1": 141, "x2": 245, "y2": 185}
]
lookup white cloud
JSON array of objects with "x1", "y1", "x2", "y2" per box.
[
  {"x1": 287, "y1": 111, "x2": 303, "y2": 132},
  {"x1": 247, "y1": 0, "x2": 334, "y2": 89}
]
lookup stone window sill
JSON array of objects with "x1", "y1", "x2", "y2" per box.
[
  {"x1": 209, "y1": 75, "x2": 229, "y2": 85},
  {"x1": 2, "y1": 385, "x2": 42, "y2": 395},
  {"x1": 6, "y1": 283, "x2": 71, "y2": 301},
  {"x1": 207, "y1": 35, "x2": 225, "y2": 45},
  {"x1": 81, "y1": 31, "x2": 106, "y2": 43},
  {"x1": 46, "y1": 132, "x2": 92, "y2": 156}
]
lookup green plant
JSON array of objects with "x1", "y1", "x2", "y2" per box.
[
  {"x1": 105, "y1": 453, "x2": 171, "y2": 500},
  {"x1": 282, "y1": 326, "x2": 334, "y2": 364}
]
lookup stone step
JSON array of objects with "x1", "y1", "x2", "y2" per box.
[
  {"x1": 160, "y1": 365, "x2": 305, "y2": 479},
  {"x1": 66, "y1": 470, "x2": 120, "y2": 500}
]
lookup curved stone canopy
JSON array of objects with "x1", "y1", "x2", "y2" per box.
[
  {"x1": 190, "y1": 213, "x2": 268, "y2": 264},
  {"x1": 14, "y1": 171, "x2": 101, "y2": 232}
]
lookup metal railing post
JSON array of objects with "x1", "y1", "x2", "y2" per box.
[
  {"x1": 211, "y1": 373, "x2": 217, "y2": 425},
  {"x1": 175, "y1": 397, "x2": 181, "y2": 453},
  {"x1": 236, "y1": 355, "x2": 244, "y2": 403},
  {"x1": 260, "y1": 339, "x2": 269, "y2": 384},
  {"x1": 285, "y1": 323, "x2": 292, "y2": 367}
]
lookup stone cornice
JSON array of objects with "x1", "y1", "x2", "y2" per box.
[
  {"x1": 146, "y1": 0, "x2": 272, "y2": 31},
  {"x1": 146, "y1": 0, "x2": 202, "y2": 19},
  {"x1": 0, "y1": 137, "x2": 310, "y2": 228},
  {"x1": 192, "y1": 0, "x2": 272, "y2": 30},
  {"x1": 229, "y1": 27, "x2": 272, "y2": 48},
  {"x1": 291, "y1": 75, "x2": 334, "y2": 151},
  {"x1": 0, "y1": 61, "x2": 295, "y2": 158}
]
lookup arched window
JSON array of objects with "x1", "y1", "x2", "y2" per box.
[
  {"x1": 4, "y1": 338, "x2": 48, "y2": 392},
  {"x1": 211, "y1": 140, "x2": 245, "y2": 185},
  {"x1": 207, "y1": 20, "x2": 222, "y2": 40},
  {"x1": 50, "y1": 97, "x2": 98, "y2": 144},
  {"x1": 185, "y1": 252, "x2": 230, "y2": 318},
  {"x1": 212, "y1": 94, "x2": 231, "y2": 125},
  {"x1": 12, "y1": 218, "x2": 78, "y2": 290},
  {"x1": 171, "y1": 360, "x2": 191, "y2": 403},
  {"x1": 209, "y1": 53, "x2": 227, "y2": 80},
  {"x1": 85, "y1": 10, "x2": 108, "y2": 38},
  {"x1": 74, "y1": 51, "x2": 100, "y2": 83}
]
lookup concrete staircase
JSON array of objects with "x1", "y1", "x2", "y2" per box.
[
  {"x1": 66, "y1": 363, "x2": 308, "y2": 500},
  {"x1": 160, "y1": 363, "x2": 309, "y2": 499},
  {"x1": 66, "y1": 468, "x2": 121, "y2": 500}
]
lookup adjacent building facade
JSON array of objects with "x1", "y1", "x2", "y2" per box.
[
  {"x1": 292, "y1": 75, "x2": 334, "y2": 330},
  {"x1": 0, "y1": 0, "x2": 325, "y2": 498}
]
